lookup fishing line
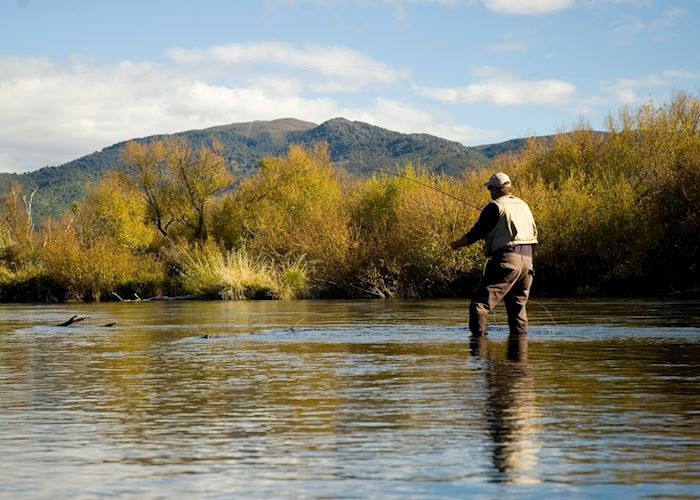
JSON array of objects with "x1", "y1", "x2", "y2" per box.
[
  {"x1": 367, "y1": 167, "x2": 483, "y2": 212},
  {"x1": 528, "y1": 300, "x2": 560, "y2": 333}
]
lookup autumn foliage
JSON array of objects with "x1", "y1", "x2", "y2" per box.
[{"x1": 1, "y1": 94, "x2": 698, "y2": 301}]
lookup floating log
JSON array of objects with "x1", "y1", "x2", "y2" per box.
[
  {"x1": 145, "y1": 294, "x2": 205, "y2": 301},
  {"x1": 57, "y1": 315, "x2": 86, "y2": 327},
  {"x1": 101, "y1": 322, "x2": 117, "y2": 327}
]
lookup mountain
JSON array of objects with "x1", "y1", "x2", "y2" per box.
[
  {"x1": 0, "y1": 117, "x2": 513, "y2": 221},
  {"x1": 473, "y1": 137, "x2": 531, "y2": 159},
  {"x1": 288, "y1": 118, "x2": 488, "y2": 177}
]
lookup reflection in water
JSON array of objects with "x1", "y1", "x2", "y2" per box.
[
  {"x1": 1, "y1": 300, "x2": 700, "y2": 497},
  {"x1": 471, "y1": 335, "x2": 541, "y2": 484}
]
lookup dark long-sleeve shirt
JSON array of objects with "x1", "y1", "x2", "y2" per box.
[{"x1": 464, "y1": 202, "x2": 499, "y2": 244}]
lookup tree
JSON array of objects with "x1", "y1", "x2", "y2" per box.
[
  {"x1": 121, "y1": 140, "x2": 176, "y2": 239},
  {"x1": 122, "y1": 139, "x2": 233, "y2": 242},
  {"x1": 2, "y1": 182, "x2": 37, "y2": 249},
  {"x1": 77, "y1": 171, "x2": 154, "y2": 250},
  {"x1": 215, "y1": 143, "x2": 347, "y2": 262},
  {"x1": 166, "y1": 138, "x2": 233, "y2": 242}
]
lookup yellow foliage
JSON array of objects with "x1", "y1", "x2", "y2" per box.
[
  {"x1": 177, "y1": 243, "x2": 309, "y2": 300},
  {"x1": 213, "y1": 143, "x2": 348, "y2": 270},
  {"x1": 121, "y1": 138, "x2": 233, "y2": 241},
  {"x1": 511, "y1": 92, "x2": 700, "y2": 292},
  {"x1": 1, "y1": 183, "x2": 37, "y2": 265},
  {"x1": 346, "y1": 166, "x2": 485, "y2": 297},
  {"x1": 5, "y1": 93, "x2": 700, "y2": 300},
  {"x1": 78, "y1": 171, "x2": 155, "y2": 250},
  {"x1": 40, "y1": 217, "x2": 163, "y2": 301}
]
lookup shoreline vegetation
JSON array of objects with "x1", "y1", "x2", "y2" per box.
[{"x1": 1, "y1": 94, "x2": 698, "y2": 303}]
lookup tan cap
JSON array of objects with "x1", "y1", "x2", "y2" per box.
[{"x1": 484, "y1": 172, "x2": 512, "y2": 188}]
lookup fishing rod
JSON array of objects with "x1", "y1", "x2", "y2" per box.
[{"x1": 367, "y1": 167, "x2": 483, "y2": 212}]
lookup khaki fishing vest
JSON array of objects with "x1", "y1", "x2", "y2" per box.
[{"x1": 484, "y1": 195, "x2": 538, "y2": 256}]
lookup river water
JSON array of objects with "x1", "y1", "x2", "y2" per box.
[{"x1": 0, "y1": 299, "x2": 699, "y2": 498}]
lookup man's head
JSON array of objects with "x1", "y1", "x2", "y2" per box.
[{"x1": 484, "y1": 172, "x2": 513, "y2": 199}]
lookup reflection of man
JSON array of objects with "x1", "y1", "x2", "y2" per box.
[
  {"x1": 471, "y1": 336, "x2": 541, "y2": 484},
  {"x1": 450, "y1": 172, "x2": 538, "y2": 337}
]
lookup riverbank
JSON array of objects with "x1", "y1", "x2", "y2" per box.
[{"x1": 2, "y1": 94, "x2": 698, "y2": 302}]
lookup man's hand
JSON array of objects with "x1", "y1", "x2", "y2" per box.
[{"x1": 450, "y1": 237, "x2": 466, "y2": 250}]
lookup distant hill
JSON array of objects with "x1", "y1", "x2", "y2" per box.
[
  {"x1": 289, "y1": 117, "x2": 488, "y2": 177},
  {"x1": 0, "y1": 117, "x2": 533, "y2": 221},
  {"x1": 473, "y1": 137, "x2": 532, "y2": 159}
]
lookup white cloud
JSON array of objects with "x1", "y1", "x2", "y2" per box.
[
  {"x1": 417, "y1": 67, "x2": 576, "y2": 106},
  {"x1": 0, "y1": 46, "x2": 496, "y2": 172},
  {"x1": 167, "y1": 42, "x2": 406, "y2": 91},
  {"x1": 613, "y1": 7, "x2": 685, "y2": 36},
  {"x1": 584, "y1": 0, "x2": 649, "y2": 6},
  {"x1": 0, "y1": 56, "x2": 334, "y2": 171},
  {"x1": 575, "y1": 95, "x2": 612, "y2": 115},
  {"x1": 483, "y1": 0, "x2": 575, "y2": 15},
  {"x1": 601, "y1": 69, "x2": 700, "y2": 104},
  {"x1": 281, "y1": 0, "x2": 571, "y2": 13}
]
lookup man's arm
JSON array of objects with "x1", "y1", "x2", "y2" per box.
[{"x1": 450, "y1": 203, "x2": 499, "y2": 249}]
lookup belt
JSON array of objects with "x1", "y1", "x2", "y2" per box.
[{"x1": 492, "y1": 244, "x2": 533, "y2": 257}]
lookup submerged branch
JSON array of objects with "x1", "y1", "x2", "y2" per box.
[{"x1": 56, "y1": 315, "x2": 86, "y2": 327}]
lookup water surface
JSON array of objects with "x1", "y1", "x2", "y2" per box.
[{"x1": 1, "y1": 299, "x2": 699, "y2": 498}]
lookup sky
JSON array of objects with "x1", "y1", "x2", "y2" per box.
[{"x1": 1, "y1": 0, "x2": 699, "y2": 173}]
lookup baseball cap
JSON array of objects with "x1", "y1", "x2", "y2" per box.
[{"x1": 484, "y1": 172, "x2": 512, "y2": 188}]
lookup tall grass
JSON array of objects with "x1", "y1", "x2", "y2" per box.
[
  {"x1": 218, "y1": 250, "x2": 277, "y2": 300},
  {"x1": 178, "y1": 246, "x2": 310, "y2": 300}
]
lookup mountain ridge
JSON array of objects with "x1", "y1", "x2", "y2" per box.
[{"x1": 0, "y1": 117, "x2": 548, "y2": 221}]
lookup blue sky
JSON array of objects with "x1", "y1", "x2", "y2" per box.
[{"x1": 1, "y1": 0, "x2": 698, "y2": 172}]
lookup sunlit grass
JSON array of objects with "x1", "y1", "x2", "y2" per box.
[
  {"x1": 218, "y1": 249, "x2": 277, "y2": 300},
  {"x1": 179, "y1": 246, "x2": 310, "y2": 300}
]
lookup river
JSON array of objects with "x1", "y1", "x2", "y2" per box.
[{"x1": 1, "y1": 299, "x2": 699, "y2": 498}]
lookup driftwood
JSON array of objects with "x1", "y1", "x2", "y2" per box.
[
  {"x1": 144, "y1": 294, "x2": 205, "y2": 301},
  {"x1": 110, "y1": 291, "x2": 204, "y2": 302},
  {"x1": 111, "y1": 292, "x2": 144, "y2": 302},
  {"x1": 101, "y1": 322, "x2": 117, "y2": 327},
  {"x1": 56, "y1": 315, "x2": 86, "y2": 327}
]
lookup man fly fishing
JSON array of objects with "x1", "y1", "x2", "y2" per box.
[{"x1": 450, "y1": 172, "x2": 538, "y2": 337}]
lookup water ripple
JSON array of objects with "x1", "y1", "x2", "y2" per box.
[{"x1": 0, "y1": 299, "x2": 699, "y2": 497}]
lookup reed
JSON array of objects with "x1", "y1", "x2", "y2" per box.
[{"x1": 178, "y1": 245, "x2": 310, "y2": 300}]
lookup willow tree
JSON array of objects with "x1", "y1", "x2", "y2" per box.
[
  {"x1": 121, "y1": 140, "x2": 175, "y2": 239},
  {"x1": 122, "y1": 139, "x2": 233, "y2": 242},
  {"x1": 77, "y1": 171, "x2": 154, "y2": 250},
  {"x1": 211, "y1": 143, "x2": 348, "y2": 265},
  {"x1": 166, "y1": 138, "x2": 233, "y2": 242}
]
